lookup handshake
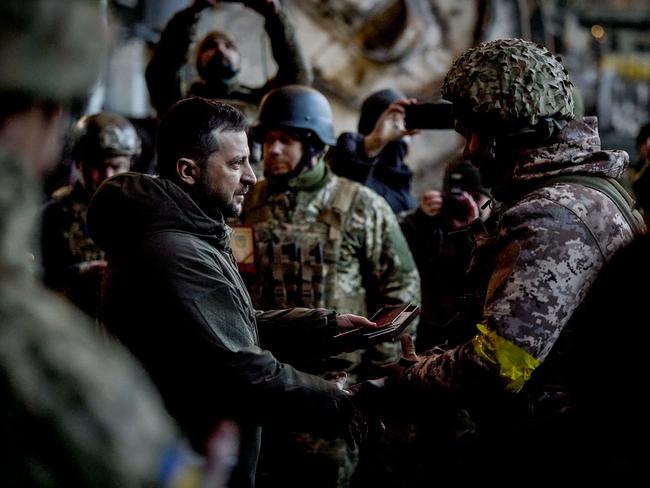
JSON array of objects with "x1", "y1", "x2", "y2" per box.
[{"x1": 338, "y1": 335, "x2": 420, "y2": 449}]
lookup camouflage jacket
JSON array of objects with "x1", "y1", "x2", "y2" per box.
[
  {"x1": 242, "y1": 162, "x2": 420, "y2": 371},
  {"x1": 0, "y1": 150, "x2": 197, "y2": 487},
  {"x1": 41, "y1": 180, "x2": 104, "y2": 316},
  {"x1": 405, "y1": 117, "x2": 637, "y2": 398}
]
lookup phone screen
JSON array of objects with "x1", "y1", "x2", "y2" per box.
[{"x1": 404, "y1": 102, "x2": 455, "y2": 130}]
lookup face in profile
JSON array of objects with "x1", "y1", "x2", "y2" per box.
[
  {"x1": 455, "y1": 121, "x2": 506, "y2": 188},
  {"x1": 262, "y1": 129, "x2": 304, "y2": 177},
  {"x1": 193, "y1": 129, "x2": 256, "y2": 219},
  {"x1": 80, "y1": 155, "x2": 131, "y2": 194},
  {"x1": 197, "y1": 32, "x2": 241, "y2": 83}
]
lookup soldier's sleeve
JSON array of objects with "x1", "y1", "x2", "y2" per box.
[
  {"x1": 405, "y1": 198, "x2": 606, "y2": 394},
  {"x1": 261, "y1": 7, "x2": 313, "y2": 90},
  {"x1": 353, "y1": 189, "x2": 421, "y2": 312},
  {"x1": 145, "y1": 4, "x2": 204, "y2": 116}
]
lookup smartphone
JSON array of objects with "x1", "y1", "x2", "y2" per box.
[
  {"x1": 404, "y1": 102, "x2": 455, "y2": 130},
  {"x1": 442, "y1": 187, "x2": 469, "y2": 221}
]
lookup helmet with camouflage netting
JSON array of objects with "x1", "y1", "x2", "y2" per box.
[
  {"x1": 0, "y1": 0, "x2": 107, "y2": 102},
  {"x1": 71, "y1": 112, "x2": 141, "y2": 163},
  {"x1": 442, "y1": 38, "x2": 574, "y2": 138}
]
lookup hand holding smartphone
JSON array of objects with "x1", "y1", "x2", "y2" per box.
[{"x1": 404, "y1": 102, "x2": 454, "y2": 130}]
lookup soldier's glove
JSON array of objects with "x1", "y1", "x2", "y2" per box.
[{"x1": 343, "y1": 378, "x2": 387, "y2": 449}]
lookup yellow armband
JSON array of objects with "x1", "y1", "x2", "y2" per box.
[{"x1": 472, "y1": 324, "x2": 540, "y2": 392}]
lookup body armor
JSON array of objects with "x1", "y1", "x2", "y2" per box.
[{"x1": 243, "y1": 176, "x2": 364, "y2": 315}]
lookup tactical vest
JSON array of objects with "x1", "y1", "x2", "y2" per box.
[{"x1": 242, "y1": 177, "x2": 366, "y2": 314}]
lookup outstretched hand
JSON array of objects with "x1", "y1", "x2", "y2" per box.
[
  {"x1": 335, "y1": 313, "x2": 377, "y2": 333},
  {"x1": 371, "y1": 335, "x2": 419, "y2": 383}
]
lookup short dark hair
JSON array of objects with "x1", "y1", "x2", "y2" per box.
[{"x1": 156, "y1": 97, "x2": 247, "y2": 179}]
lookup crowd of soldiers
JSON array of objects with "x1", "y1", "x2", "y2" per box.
[{"x1": 2, "y1": 0, "x2": 649, "y2": 487}]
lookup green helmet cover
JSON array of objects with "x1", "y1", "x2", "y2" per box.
[{"x1": 442, "y1": 38, "x2": 574, "y2": 133}]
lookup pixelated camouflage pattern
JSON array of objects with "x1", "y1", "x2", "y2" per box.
[
  {"x1": 405, "y1": 116, "x2": 635, "y2": 394},
  {"x1": 442, "y1": 38, "x2": 574, "y2": 128},
  {"x1": 512, "y1": 117, "x2": 628, "y2": 182},
  {"x1": 0, "y1": 0, "x2": 107, "y2": 100},
  {"x1": 0, "y1": 149, "x2": 180, "y2": 487}
]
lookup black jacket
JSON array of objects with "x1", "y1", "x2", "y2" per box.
[
  {"x1": 87, "y1": 173, "x2": 354, "y2": 488},
  {"x1": 329, "y1": 132, "x2": 416, "y2": 213}
]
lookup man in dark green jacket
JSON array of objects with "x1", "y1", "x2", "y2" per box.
[{"x1": 87, "y1": 97, "x2": 374, "y2": 488}]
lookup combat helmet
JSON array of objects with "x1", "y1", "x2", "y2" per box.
[
  {"x1": 0, "y1": 0, "x2": 107, "y2": 101},
  {"x1": 442, "y1": 38, "x2": 574, "y2": 137},
  {"x1": 252, "y1": 85, "x2": 336, "y2": 147},
  {"x1": 71, "y1": 112, "x2": 141, "y2": 163}
]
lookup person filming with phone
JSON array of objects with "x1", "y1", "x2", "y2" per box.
[{"x1": 328, "y1": 88, "x2": 421, "y2": 214}]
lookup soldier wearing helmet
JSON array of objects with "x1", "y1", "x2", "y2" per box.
[
  {"x1": 71, "y1": 112, "x2": 142, "y2": 193},
  {"x1": 387, "y1": 39, "x2": 643, "y2": 483},
  {"x1": 40, "y1": 112, "x2": 141, "y2": 318},
  {"x1": 0, "y1": 1, "x2": 230, "y2": 487},
  {"x1": 241, "y1": 85, "x2": 420, "y2": 486}
]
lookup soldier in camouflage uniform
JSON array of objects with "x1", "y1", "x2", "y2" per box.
[
  {"x1": 0, "y1": 1, "x2": 239, "y2": 486},
  {"x1": 241, "y1": 85, "x2": 420, "y2": 487},
  {"x1": 41, "y1": 112, "x2": 140, "y2": 318},
  {"x1": 390, "y1": 38, "x2": 644, "y2": 483}
]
